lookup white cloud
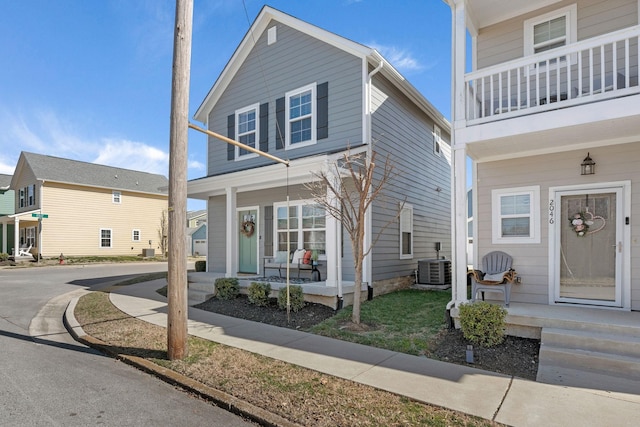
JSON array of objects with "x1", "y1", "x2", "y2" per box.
[
  {"x1": 369, "y1": 43, "x2": 424, "y2": 72},
  {"x1": 94, "y1": 139, "x2": 169, "y2": 176},
  {"x1": 188, "y1": 159, "x2": 205, "y2": 170}
]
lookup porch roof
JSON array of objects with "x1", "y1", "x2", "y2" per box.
[
  {"x1": 0, "y1": 209, "x2": 41, "y2": 224},
  {"x1": 187, "y1": 153, "x2": 332, "y2": 199}
]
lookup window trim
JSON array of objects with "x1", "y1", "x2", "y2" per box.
[
  {"x1": 524, "y1": 4, "x2": 577, "y2": 57},
  {"x1": 273, "y1": 200, "x2": 326, "y2": 258},
  {"x1": 433, "y1": 125, "x2": 442, "y2": 156},
  {"x1": 100, "y1": 228, "x2": 113, "y2": 248},
  {"x1": 492, "y1": 186, "x2": 540, "y2": 244},
  {"x1": 234, "y1": 103, "x2": 260, "y2": 160},
  {"x1": 285, "y1": 83, "x2": 316, "y2": 149},
  {"x1": 400, "y1": 203, "x2": 414, "y2": 259},
  {"x1": 112, "y1": 191, "x2": 121, "y2": 204},
  {"x1": 132, "y1": 229, "x2": 141, "y2": 242}
]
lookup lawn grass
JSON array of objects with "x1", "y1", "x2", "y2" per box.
[
  {"x1": 310, "y1": 289, "x2": 451, "y2": 355},
  {"x1": 74, "y1": 286, "x2": 497, "y2": 426}
]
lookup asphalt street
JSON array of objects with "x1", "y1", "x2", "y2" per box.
[{"x1": 0, "y1": 262, "x2": 256, "y2": 426}]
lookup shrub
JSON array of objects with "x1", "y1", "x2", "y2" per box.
[
  {"x1": 277, "y1": 285, "x2": 305, "y2": 312},
  {"x1": 195, "y1": 260, "x2": 206, "y2": 272},
  {"x1": 247, "y1": 282, "x2": 271, "y2": 306},
  {"x1": 215, "y1": 278, "x2": 239, "y2": 300},
  {"x1": 0, "y1": 253, "x2": 8, "y2": 261},
  {"x1": 459, "y1": 301, "x2": 507, "y2": 347}
]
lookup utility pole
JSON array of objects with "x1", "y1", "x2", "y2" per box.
[{"x1": 167, "y1": 0, "x2": 193, "y2": 360}]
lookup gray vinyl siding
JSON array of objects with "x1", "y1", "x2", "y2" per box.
[
  {"x1": 369, "y1": 72, "x2": 452, "y2": 281},
  {"x1": 206, "y1": 20, "x2": 364, "y2": 176},
  {"x1": 477, "y1": 0, "x2": 638, "y2": 69},
  {"x1": 475, "y1": 142, "x2": 640, "y2": 309},
  {"x1": 207, "y1": 196, "x2": 226, "y2": 273}
]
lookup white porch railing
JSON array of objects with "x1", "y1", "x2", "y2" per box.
[{"x1": 465, "y1": 25, "x2": 640, "y2": 125}]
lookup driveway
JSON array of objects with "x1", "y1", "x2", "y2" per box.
[{"x1": 0, "y1": 262, "x2": 255, "y2": 426}]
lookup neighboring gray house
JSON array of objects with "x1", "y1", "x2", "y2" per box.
[
  {"x1": 0, "y1": 174, "x2": 15, "y2": 254},
  {"x1": 187, "y1": 223, "x2": 207, "y2": 257},
  {"x1": 188, "y1": 6, "x2": 451, "y2": 307},
  {"x1": 187, "y1": 209, "x2": 207, "y2": 228}
]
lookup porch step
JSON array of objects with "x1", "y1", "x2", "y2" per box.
[
  {"x1": 187, "y1": 277, "x2": 216, "y2": 306},
  {"x1": 188, "y1": 289, "x2": 215, "y2": 306},
  {"x1": 537, "y1": 327, "x2": 640, "y2": 388}
]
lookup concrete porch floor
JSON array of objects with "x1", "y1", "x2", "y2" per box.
[{"x1": 451, "y1": 301, "x2": 640, "y2": 339}]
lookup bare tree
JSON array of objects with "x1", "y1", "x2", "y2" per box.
[
  {"x1": 158, "y1": 209, "x2": 169, "y2": 257},
  {"x1": 305, "y1": 150, "x2": 404, "y2": 324}
]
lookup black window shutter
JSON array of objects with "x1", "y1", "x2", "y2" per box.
[
  {"x1": 275, "y1": 97, "x2": 285, "y2": 149},
  {"x1": 263, "y1": 206, "x2": 273, "y2": 257},
  {"x1": 227, "y1": 114, "x2": 235, "y2": 160},
  {"x1": 317, "y1": 82, "x2": 328, "y2": 140},
  {"x1": 259, "y1": 103, "x2": 269, "y2": 152}
]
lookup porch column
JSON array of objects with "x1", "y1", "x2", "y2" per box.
[
  {"x1": 450, "y1": 0, "x2": 469, "y2": 306},
  {"x1": 225, "y1": 187, "x2": 237, "y2": 277},
  {"x1": 13, "y1": 217, "x2": 19, "y2": 256}
]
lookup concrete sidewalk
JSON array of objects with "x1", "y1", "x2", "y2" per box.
[{"x1": 94, "y1": 280, "x2": 640, "y2": 426}]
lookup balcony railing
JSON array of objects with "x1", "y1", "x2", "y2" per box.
[{"x1": 465, "y1": 25, "x2": 640, "y2": 125}]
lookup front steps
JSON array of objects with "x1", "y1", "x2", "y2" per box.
[
  {"x1": 537, "y1": 326, "x2": 640, "y2": 394},
  {"x1": 187, "y1": 275, "x2": 216, "y2": 306}
]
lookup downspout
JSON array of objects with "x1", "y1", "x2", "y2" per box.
[{"x1": 363, "y1": 58, "x2": 384, "y2": 300}]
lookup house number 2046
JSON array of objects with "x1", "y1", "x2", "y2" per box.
[{"x1": 549, "y1": 199, "x2": 555, "y2": 224}]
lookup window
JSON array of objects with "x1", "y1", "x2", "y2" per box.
[
  {"x1": 27, "y1": 185, "x2": 35, "y2": 206},
  {"x1": 400, "y1": 204, "x2": 413, "y2": 259},
  {"x1": 100, "y1": 228, "x2": 112, "y2": 248},
  {"x1": 492, "y1": 186, "x2": 540, "y2": 244},
  {"x1": 19, "y1": 188, "x2": 25, "y2": 208},
  {"x1": 235, "y1": 104, "x2": 259, "y2": 159},
  {"x1": 112, "y1": 191, "x2": 121, "y2": 204},
  {"x1": 524, "y1": 5, "x2": 576, "y2": 56},
  {"x1": 433, "y1": 125, "x2": 442, "y2": 156},
  {"x1": 132, "y1": 229, "x2": 140, "y2": 242},
  {"x1": 286, "y1": 83, "x2": 316, "y2": 148},
  {"x1": 274, "y1": 201, "x2": 325, "y2": 256},
  {"x1": 26, "y1": 227, "x2": 36, "y2": 247}
]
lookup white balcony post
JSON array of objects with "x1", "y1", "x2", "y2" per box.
[{"x1": 225, "y1": 186, "x2": 237, "y2": 277}]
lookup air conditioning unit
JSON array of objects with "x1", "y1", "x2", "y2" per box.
[{"x1": 418, "y1": 259, "x2": 451, "y2": 285}]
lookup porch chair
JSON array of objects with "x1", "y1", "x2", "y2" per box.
[
  {"x1": 18, "y1": 245, "x2": 32, "y2": 257},
  {"x1": 470, "y1": 251, "x2": 517, "y2": 307}
]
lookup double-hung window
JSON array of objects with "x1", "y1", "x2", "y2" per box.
[
  {"x1": 274, "y1": 201, "x2": 325, "y2": 256},
  {"x1": 492, "y1": 186, "x2": 540, "y2": 244},
  {"x1": 132, "y1": 229, "x2": 140, "y2": 242},
  {"x1": 524, "y1": 5, "x2": 576, "y2": 57},
  {"x1": 112, "y1": 191, "x2": 121, "y2": 204},
  {"x1": 400, "y1": 204, "x2": 413, "y2": 259},
  {"x1": 100, "y1": 228, "x2": 112, "y2": 248},
  {"x1": 286, "y1": 83, "x2": 316, "y2": 148},
  {"x1": 433, "y1": 125, "x2": 442, "y2": 156},
  {"x1": 235, "y1": 104, "x2": 259, "y2": 159}
]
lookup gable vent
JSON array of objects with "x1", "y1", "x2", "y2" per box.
[{"x1": 268, "y1": 26, "x2": 277, "y2": 45}]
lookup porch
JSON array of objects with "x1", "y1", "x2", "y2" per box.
[{"x1": 451, "y1": 302, "x2": 640, "y2": 394}]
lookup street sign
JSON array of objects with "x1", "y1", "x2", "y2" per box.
[{"x1": 31, "y1": 213, "x2": 49, "y2": 219}]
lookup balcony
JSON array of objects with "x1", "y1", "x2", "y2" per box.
[{"x1": 465, "y1": 26, "x2": 640, "y2": 126}]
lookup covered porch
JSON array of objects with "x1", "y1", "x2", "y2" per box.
[{"x1": 0, "y1": 209, "x2": 41, "y2": 257}]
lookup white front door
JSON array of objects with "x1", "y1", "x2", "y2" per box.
[{"x1": 550, "y1": 183, "x2": 629, "y2": 308}]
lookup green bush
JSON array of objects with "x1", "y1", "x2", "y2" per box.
[
  {"x1": 459, "y1": 301, "x2": 507, "y2": 347},
  {"x1": 277, "y1": 284, "x2": 305, "y2": 312},
  {"x1": 215, "y1": 278, "x2": 239, "y2": 300},
  {"x1": 247, "y1": 282, "x2": 271, "y2": 306},
  {"x1": 195, "y1": 260, "x2": 206, "y2": 272},
  {"x1": 0, "y1": 253, "x2": 8, "y2": 261}
]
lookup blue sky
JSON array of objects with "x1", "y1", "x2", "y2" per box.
[{"x1": 0, "y1": 0, "x2": 453, "y2": 210}]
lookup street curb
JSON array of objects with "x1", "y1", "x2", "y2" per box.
[{"x1": 64, "y1": 297, "x2": 303, "y2": 427}]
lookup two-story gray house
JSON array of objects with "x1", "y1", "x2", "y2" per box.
[{"x1": 188, "y1": 6, "x2": 451, "y2": 307}]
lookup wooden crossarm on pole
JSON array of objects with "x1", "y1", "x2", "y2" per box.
[{"x1": 188, "y1": 122, "x2": 289, "y2": 167}]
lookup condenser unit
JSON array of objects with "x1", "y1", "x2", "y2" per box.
[{"x1": 418, "y1": 259, "x2": 452, "y2": 285}]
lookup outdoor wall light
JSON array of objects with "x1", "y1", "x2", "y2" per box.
[{"x1": 581, "y1": 152, "x2": 595, "y2": 175}]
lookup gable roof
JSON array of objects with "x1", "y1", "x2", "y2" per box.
[
  {"x1": 187, "y1": 209, "x2": 207, "y2": 220},
  {"x1": 0, "y1": 174, "x2": 11, "y2": 190},
  {"x1": 194, "y1": 5, "x2": 449, "y2": 130},
  {"x1": 11, "y1": 152, "x2": 168, "y2": 196}
]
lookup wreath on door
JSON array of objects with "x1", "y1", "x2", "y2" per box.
[{"x1": 240, "y1": 220, "x2": 255, "y2": 238}]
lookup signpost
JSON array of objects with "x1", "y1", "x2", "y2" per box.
[{"x1": 31, "y1": 213, "x2": 48, "y2": 263}]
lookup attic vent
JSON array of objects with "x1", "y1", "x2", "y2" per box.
[{"x1": 268, "y1": 26, "x2": 277, "y2": 45}]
